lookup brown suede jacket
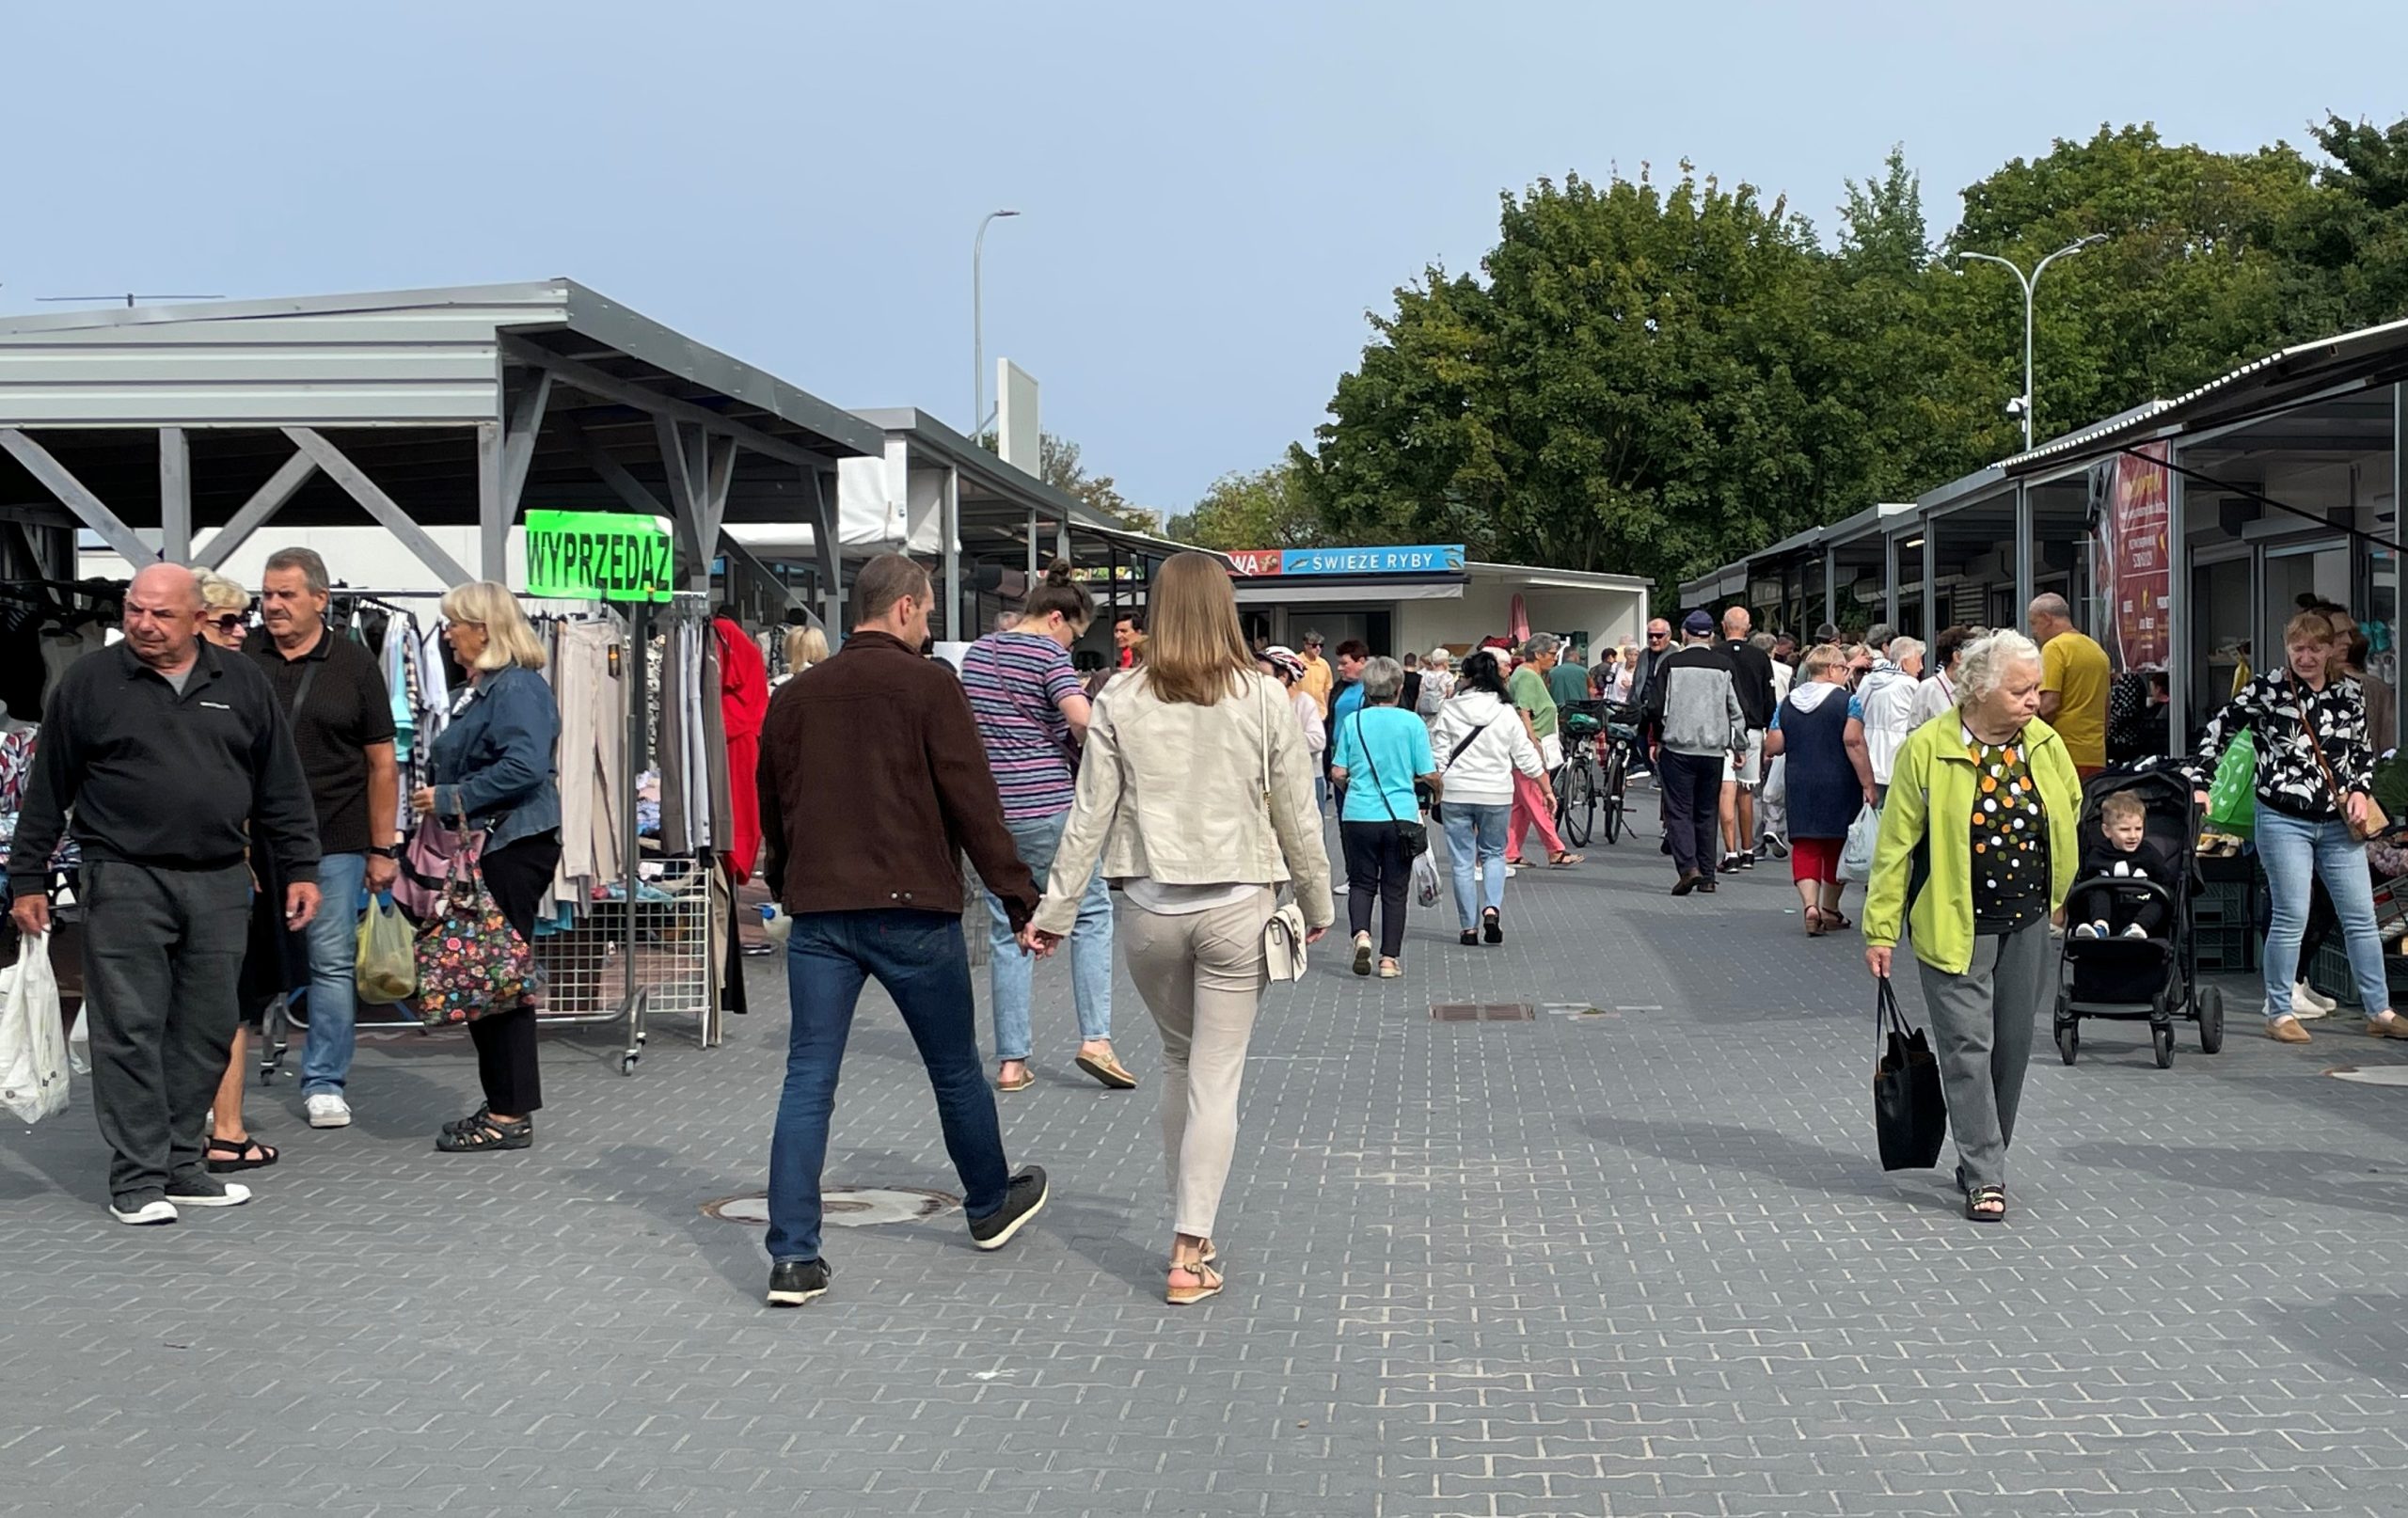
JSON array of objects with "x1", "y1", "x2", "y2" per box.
[{"x1": 758, "y1": 629, "x2": 1039, "y2": 928}]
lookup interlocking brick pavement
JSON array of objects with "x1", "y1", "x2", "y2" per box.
[{"x1": 7, "y1": 804, "x2": 2408, "y2": 1517}]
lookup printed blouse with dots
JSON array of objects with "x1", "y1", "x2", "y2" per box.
[{"x1": 1964, "y1": 724, "x2": 2051, "y2": 934}]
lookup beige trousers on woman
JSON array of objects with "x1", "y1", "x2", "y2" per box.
[{"x1": 1121, "y1": 887, "x2": 1275, "y2": 1239}]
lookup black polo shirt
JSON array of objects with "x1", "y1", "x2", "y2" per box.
[{"x1": 246, "y1": 625, "x2": 398, "y2": 855}]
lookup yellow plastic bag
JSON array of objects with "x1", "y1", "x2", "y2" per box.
[{"x1": 355, "y1": 894, "x2": 418, "y2": 1004}]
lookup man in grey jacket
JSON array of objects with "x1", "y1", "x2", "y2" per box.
[{"x1": 1640, "y1": 610, "x2": 1747, "y2": 896}]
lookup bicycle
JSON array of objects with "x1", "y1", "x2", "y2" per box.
[{"x1": 1557, "y1": 703, "x2": 1620, "y2": 848}]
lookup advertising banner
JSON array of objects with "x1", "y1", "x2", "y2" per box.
[
  {"x1": 1225, "y1": 545, "x2": 1465, "y2": 577},
  {"x1": 523, "y1": 510, "x2": 675, "y2": 602},
  {"x1": 2093, "y1": 444, "x2": 2171, "y2": 668}
]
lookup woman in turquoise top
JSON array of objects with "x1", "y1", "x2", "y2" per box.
[{"x1": 1329, "y1": 656, "x2": 1440, "y2": 977}]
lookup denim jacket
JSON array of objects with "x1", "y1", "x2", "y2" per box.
[{"x1": 429, "y1": 664, "x2": 561, "y2": 853}]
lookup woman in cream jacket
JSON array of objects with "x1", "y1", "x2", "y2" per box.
[{"x1": 1023, "y1": 553, "x2": 1334, "y2": 1305}]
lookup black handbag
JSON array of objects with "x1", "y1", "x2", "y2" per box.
[
  {"x1": 1352, "y1": 713, "x2": 1430, "y2": 857},
  {"x1": 1872, "y1": 976, "x2": 1947, "y2": 1171}
]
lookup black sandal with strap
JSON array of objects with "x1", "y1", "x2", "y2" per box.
[
  {"x1": 1965, "y1": 1185, "x2": 2006, "y2": 1223},
  {"x1": 205, "y1": 1135, "x2": 279, "y2": 1173},
  {"x1": 435, "y1": 1114, "x2": 532, "y2": 1153}
]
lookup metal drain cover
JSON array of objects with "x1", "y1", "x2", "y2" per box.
[
  {"x1": 1430, "y1": 1003, "x2": 1534, "y2": 1021},
  {"x1": 701, "y1": 1187, "x2": 959, "y2": 1226},
  {"x1": 2326, "y1": 1065, "x2": 2408, "y2": 1087}
]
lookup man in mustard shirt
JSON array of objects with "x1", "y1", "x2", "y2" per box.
[
  {"x1": 1297, "y1": 630, "x2": 1334, "y2": 716},
  {"x1": 2029, "y1": 593, "x2": 2111, "y2": 777}
]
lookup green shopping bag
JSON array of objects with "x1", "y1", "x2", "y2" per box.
[{"x1": 2206, "y1": 730, "x2": 2256, "y2": 834}]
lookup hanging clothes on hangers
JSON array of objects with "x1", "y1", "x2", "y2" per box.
[{"x1": 713, "y1": 614, "x2": 768, "y2": 883}]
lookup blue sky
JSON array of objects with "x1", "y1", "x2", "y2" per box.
[{"x1": 6, "y1": 1, "x2": 2405, "y2": 516}]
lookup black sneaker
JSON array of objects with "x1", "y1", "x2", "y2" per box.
[
  {"x1": 1719, "y1": 852, "x2": 1742, "y2": 873},
  {"x1": 1737, "y1": 850, "x2": 1755, "y2": 871},
  {"x1": 970, "y1": 1165, "x2": 1050, "y2": 1251},
  {"x1": 766, "y1": 1257, "x2": 832, "y2": 1307},
  {"x1": 1481, "y1": 908, "x2": 1502, "y2": 945},
  {"x1": 164, "y1": 1174, "x2": 253, "y2": 1208},
  {"x1": 1762, "y1": 832, "x2": 1790, "y2": 860}
]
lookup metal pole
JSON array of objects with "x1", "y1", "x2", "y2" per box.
[
  {"x1": 972, "y1": 210, "x2": 1021, "y2": 441},
  {"x1": 2166, "y1": 447, "x2": 2188, "y2": 749},
  {"x1": 1958, "y1": 235, "x2": 2102, "y2": 451},
  {"x1": 1921, "y1": 530, "x2": 1938, "y2": 644},
  {"x1": 943, "y1": 465, "x2": 960, "y2": 640}
]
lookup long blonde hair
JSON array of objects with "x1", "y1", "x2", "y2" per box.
[
  {"x1": 1138, "y1": 552, "x2": 1254, "y2": 705},
  {"x1": 783, "y1": 624, "x2": 828, "y2": 670},
  {"x1": 439, "y1": 580, "x2": 547, "y2": 672}
]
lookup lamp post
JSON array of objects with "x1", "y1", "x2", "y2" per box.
[
  {"x1": 972, "y1": 209, "x2": 1021, "y2": 446},
  {"x1": 1956, "y1": 233, "x2": 2107, "y2": 451}
]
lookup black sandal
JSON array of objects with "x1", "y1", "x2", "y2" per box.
[
  {"x1": 435, "y1": 1114, "x2": 532, "y2": 1152},
  {"x1": 1965, "y1": 1185, "x2": 2006, "y2": 1223},
  {"x1": 205, "y1": 1135, "x2": 279, "y2": 1173},
  {"x1": 1460, "y1": 928, "x2": 1480, "y2": 946},
  {"x1": 1481, "y1": 908, "x2": 1502, "y2": 945},
  {"x1": 440, "y1": 1103, "x2": 492, "y2": 1136}
]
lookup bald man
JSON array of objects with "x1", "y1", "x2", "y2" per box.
[{"x1": 9, "y1": 562, "x2": 322, "y2": 1225}]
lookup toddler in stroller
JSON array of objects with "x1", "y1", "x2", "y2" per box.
[{"x1": 2071, "y1": 789, "x2": 2180, "y2": 940}]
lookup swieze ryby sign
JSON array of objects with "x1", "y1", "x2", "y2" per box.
[{"x1": 1226, "y1": 545, "x2": 1465, "y2": 577}]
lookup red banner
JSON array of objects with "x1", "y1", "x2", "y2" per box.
[
  {"x1": 2097, "y1": 443, "x2": 2171, "y2": 669},
  {"x1": 1225, "y1": 549, "x2": 1285, "y2": 577}
]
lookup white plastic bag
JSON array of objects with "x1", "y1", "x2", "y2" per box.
[
  {"x1": 0, "y1": 932, "x2": 71, "y2": 1125},
  {"x1": 1837, "y1": 803, "x2": 1881, "y2": 885},
  {"x1": 1412, "y1": 849, "x2": 1442, "y2": 909}
]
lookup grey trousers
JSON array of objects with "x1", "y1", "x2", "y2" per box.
[
  {"x1": 1121, "y1": 888, "x2": 1275, "y2": 1239},
  {"x1": 1914, "y1": 918, "x2": 2048, "y2": 1191},
  {"x1": 80, "y1": 861, "x2": 252, "y2": 1204}
]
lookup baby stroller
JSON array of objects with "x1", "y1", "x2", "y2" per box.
[{"x1": 2053, "y1": 767, "x2": 2226, "y2": 1068}]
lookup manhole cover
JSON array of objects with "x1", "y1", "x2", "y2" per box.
[
  {"x1": 2326, "y1": 1065, "x2": 2408, "y2": 1087},
  {"x1": 700, "y1": 1187, "x2": 959, "y2": 1226},
  {"x1": 1430, "y1": 1003, "x2": 1533, "y2": 1022}
]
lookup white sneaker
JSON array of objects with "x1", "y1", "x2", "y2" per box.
[
  {"x1": 2298, "y1": 981, "x2": 2340, "y2": 1013},
  {"x1": 2290, "y1": 982, "x2": 2333, "y2": 1020},
  {"x1": 109, "y1": 1199, "x2": 178, "y2": 1226},
  {"x1": 1332, "y1": 881, "x2": 1350, "y2": 896},
  {"x1": 306, "y1": 1093, "x2": 353, "y2": 1129},
  {"x1": 2120, "y1": 924, "x2": 2149, "y2": 939},
  {"x1": 2074, "y1": 923, "x2": 2100, "y2": 940}
]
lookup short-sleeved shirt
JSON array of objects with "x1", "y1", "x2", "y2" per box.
[
  {"x1": 1546, "y1": 661, "x2": 1591, "y2": 707},
  {"x1": 1967, "y1": 727, "x2": 2050, "y2": 933},
  {"x1": 246, "y1": 626, "x2": 398, "y2": 856},
  {"x1": 1331, "y1": 705, "x2": 1435, "y2": 824},
  {"x1": 960, "y1": 630, "x2": 1084, "y2": 821},
  {"x1": 2041, "y1": 629, "x2": 2112, "y2": 769},
  {"x1": 1510, "y1": 664, "x2": 1560, "y2": 739}
]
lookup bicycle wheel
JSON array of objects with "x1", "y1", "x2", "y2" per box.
[
  {"x1": 1600, "y1": 747, "x2": 1626, "y2": 845},
  {"x1": 1560, "y1": 756, "x2": 1595, "y2": 847}
]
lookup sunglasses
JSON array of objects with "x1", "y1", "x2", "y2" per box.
[
  {"x1": 1647, "y1": 631, "x2": 1668, "y2": 640},
  {"x1": 206, "y1": 614, "x2": 247, "y2": 632}
]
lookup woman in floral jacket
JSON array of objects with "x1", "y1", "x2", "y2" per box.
[{"x1": 2189, "y1": 609, "x2": 2408, "y2": 1044}]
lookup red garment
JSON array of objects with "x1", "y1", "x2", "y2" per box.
[{"x1": 714, "y1": 617, "x2": 770, "y2": 882}]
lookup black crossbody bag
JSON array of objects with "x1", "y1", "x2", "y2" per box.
[{"x1": 1353, "y1": 713, "x2": 1430, "y2": 857}]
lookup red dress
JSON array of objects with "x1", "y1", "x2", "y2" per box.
[{"x1": 714, "y1": 618, "x2": 770, "y2": 882}]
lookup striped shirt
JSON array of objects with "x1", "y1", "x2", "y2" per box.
[{"x1": 961, "y1": 631, "x2": 1084, "y2": 820}]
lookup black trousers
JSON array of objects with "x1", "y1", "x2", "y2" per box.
[
  {"x1": 467, "y1": 831, "x2": 562, "y2": 1115},
  {"x1": 1340, "y1": 820, "x2": 1412, "y2": 957},
  {"x1": 1657, "y1": 750, "x2": 1722, "y2": 878}
]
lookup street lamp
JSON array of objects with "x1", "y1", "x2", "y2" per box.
[
  {"x1": 1956, "y1": 233, "x2": 2108, "y2": 451},
  {"x1": 972, "y1": 209, "x2": 1022, "y2": 446}
]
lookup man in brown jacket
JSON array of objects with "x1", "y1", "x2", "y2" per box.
[{"x1": 755, "y1": 554, "x2": 1050, "y2": 1306}]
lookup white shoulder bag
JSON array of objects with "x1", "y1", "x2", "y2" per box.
[{"x1": 1256, "y1": 682, "x2": 1311, "y2": 982}]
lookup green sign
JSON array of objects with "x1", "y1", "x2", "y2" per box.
[{"x1": 523, "y1": 510, "x2": 674, "y2": 602}]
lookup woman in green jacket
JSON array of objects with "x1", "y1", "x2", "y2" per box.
[{"x1": 1861, "y1": 630, "x2": 2083, "y2": 1223}]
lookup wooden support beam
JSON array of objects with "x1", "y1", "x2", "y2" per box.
[
  {"x1": 0, "y1": 428, "x2": 160, "y2": 567},
  {"x1": 283, "y1": 427, "x2": 472, "y2": 586},
  {"x1": 197, "y1": 450, "x2": 318, "y2": 570}
]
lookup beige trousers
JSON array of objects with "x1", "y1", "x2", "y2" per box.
[{"x1": 1121, "y1": 888, "x2": 1275, "y2": 1239}]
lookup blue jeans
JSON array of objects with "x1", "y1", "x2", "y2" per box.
[
  {"x1": 2256, "y1": 807, "x2": 2393, "y2": 1021},
  {"x1": 766, "y1": 909, "x2": 1009, "y2": 1264},
  {"x1": 299, "y1": 851, "x2": 367, "y2": 1097},
  {"x1": 1443, "y1": 802, "x2": 1511, "y2": 928},
  {"x1": 984, "y1": 811, "x2": 1112, "y2": 1061}
]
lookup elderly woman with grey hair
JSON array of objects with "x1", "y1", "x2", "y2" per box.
[
  {"x1": 1861, "y1": 630, "x2": 2082, "y2": 1224},
  {"x1": 1329, "y1": 655, "x2": 1441, "y2": 976}
]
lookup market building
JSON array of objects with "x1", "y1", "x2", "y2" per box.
[{"x1": 1225, "y1": 544, "x2": 1649, "y2": 662}]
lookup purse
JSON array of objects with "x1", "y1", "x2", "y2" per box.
[
  {"x1": 1353, "y1": 713, "x2": 1430, "y2": 857},
  {"x1": 1872, "y1": 976, "x2": 1947, "y2": 1171},
  {"x1": 2297, "y1": 679, "x2": 2389, "y2": 841},
  {"x1": 1256, "y1": 682, "x2": 1314, "y2": 979},
  {"x1": 410, "y1": 832, "x2": 536, "y2": 1027}
]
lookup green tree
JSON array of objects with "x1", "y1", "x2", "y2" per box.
[
  {"x1": 1164, "y1": 455, "x2": 1325, "y2": 549},
  {"x1": 979, "y1": 429, "x2": 1160, "y2": 532}
]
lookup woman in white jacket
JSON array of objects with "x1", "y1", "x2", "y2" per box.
[
  {"x1": 1431, "y1": 650, "x2": 1552, "y2": 946},
  {"x1": 1023, "y1": 554, "x2": 1334, "y2": 1307}
]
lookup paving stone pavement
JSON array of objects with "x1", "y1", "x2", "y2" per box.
[{"x1": 8, "y1": 805, "x2": 2408, "y2": 1518}]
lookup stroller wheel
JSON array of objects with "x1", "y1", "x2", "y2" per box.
[
  {"x1": 2152, "y1": 1023, "x2": 2175, "y2": 1068},
  {"x1": 2056, "y1": 1020, "x2": 2079, "y2": 1066},
  {"x1": 2197, "y1": 984, "x2": 2226, "y2": 1054}
]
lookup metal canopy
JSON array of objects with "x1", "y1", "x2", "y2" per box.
[{"x1": 0, "y1": 280, "x2": 880, "y2": 622}]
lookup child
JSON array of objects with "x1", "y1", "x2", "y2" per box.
[{"x1": 2074, "y1": 790, "x2": 2179, "y2": 940}]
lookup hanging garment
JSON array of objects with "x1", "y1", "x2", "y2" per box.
[
  {"x1": 551, "y1": 619, "x2": 627, "y2": 897},
  {"x1": 656, "y1": 631, "x2": 690, "y2": 853},
  {"x1": 714, "y1": 617, "x2": 768, "y2": 882}
]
